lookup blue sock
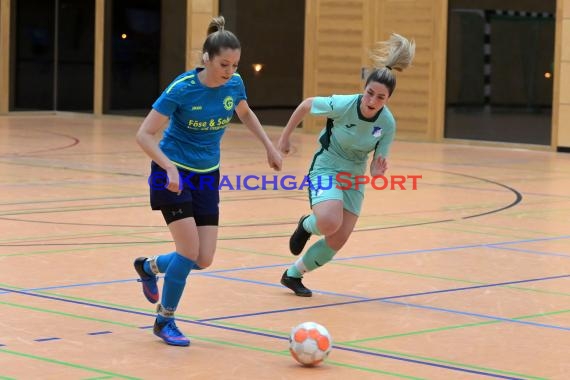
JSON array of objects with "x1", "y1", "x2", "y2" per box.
[
  {"x1": 157, "y1": 252, "x2": 177, "y2": 272},
  {"x1": 144, "y1": 252, "x2": 175, "y2": 274},
  {"x1": 145, "y1": 252, "x2": 202, "y2": 274},
  {"x1": 157, "y1": 253, "x2": 194, "y2": 324}
]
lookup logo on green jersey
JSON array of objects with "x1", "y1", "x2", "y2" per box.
[{"x1": 372, "y1": 126, "x2": 383, "y2": 137}]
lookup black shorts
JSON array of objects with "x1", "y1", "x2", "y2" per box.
[{"x1": 148, "y1": 161, "x2": 220, "y2": 225}]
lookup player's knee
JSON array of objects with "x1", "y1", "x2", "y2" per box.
[
  {"x1": 317, "y1": 216, "x2": 342, "y2": 236},
  {"x1": 195, "y1": 247, "x2": 216, "y2": 269},
  {"x1": 195, "y1": 257, "x2": 213, "y2": 269}
]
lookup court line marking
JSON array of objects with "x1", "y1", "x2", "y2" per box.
[
  {"x1": 196, "y1": 273, "x2": 570, "y2": 330},
  {"x1": 0, "y1": 348, "x2": 140, "y2": 379},
  {"x1": 489, "y1": 245, "x2": 570, "y2": 258},
  {"x1": 344, "y1": 308, "x2": 570, "y2": 343},
  {"x1": 0, "y1": 288, "x2": 530, "y2": 380}
]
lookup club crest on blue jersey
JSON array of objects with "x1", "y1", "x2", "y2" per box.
[
  {"x1": 372, "y1": 126, "x2": 383, "y2": 137},
  {"x1": 223, "y1": 96, "x2": 234, "y2": 110}
]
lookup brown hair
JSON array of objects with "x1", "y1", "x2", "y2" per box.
[{"x1": 202, "y1": 16, "x2": 241, "y2": 59}]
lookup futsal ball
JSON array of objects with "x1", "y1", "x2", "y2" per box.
[{"x1": 289, "y1": 321, "x2": 332, "y2": 366}]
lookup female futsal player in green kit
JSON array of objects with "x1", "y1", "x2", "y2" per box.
[{"x1": 278, "y1": 33, "x2": 415, "y2": 296}]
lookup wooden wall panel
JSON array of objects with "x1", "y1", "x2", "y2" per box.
[
  {"x1": 554, "y1": 0, "x2": 570, "y2": 149},
  {"x1": 186, "y1": 0, "x2": 217, "y2": 69},
  {"x1": 303, "y1": 0, "x2": 366, "y2": 132},
  {"x1": 561, "y1": 61, "x2": 570, "y2": 104},
  {"x1": 559, "y1": 105, "x2": 570, "y2": 146},
  {"x1": 372, "y1": 0, "x2": 444, "y2": 140},
  {"x1": 303, "y1": 0, "x2": 447, "y2": 141}
]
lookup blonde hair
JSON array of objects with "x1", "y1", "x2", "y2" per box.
[
  {"x1": 366, "y1": 33, "x2": 415, "y2": 95},
  {"x1": 371, "y1": 33, "x2": 415, "y2": 72}
]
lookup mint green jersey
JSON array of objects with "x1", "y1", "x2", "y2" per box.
[{"x1": 310, "y1": 94, "x2": 396, "y2": 175}]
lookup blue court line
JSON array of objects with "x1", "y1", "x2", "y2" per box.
[
  {"x1": 330, "y1": 235, "x2": 570, "y2": 263},
  {"x1": 207, "y1": 234, "x2": 570, "y2": 273},
  {"x1": 202, "y1": 272, "x2": 369, "y2": 299},
  {"x1": 186, "y1": 317, "x2": 526, "y2": 379},
  {"x1": 488, "y1": 245, "x2": 570, "y2": 258},
  {"x1": 3, "y1": 272, "x2": 568, "y2": 331},
  {"x1": 0, "y1": 286, "x2": 157, "y2": 317},
  {"x1": 87, "y1": 331, "x2": 112, "y2": 336},
  {"x1": 330, "y1": 346, "x2": 524, "y2": 380},
  {"x1": 0, "y1": 287, "x2": 542, "y2": 379},
  {"x1": 331, "y1": 244, "x2": 480, "y2": 262},
  {"x1": 1, "y1": 234, "x2": 569, "y2": 297},
  {"x1": 34, "y1": 337, "x2": 61, "y2": 342},
  {"x1": 0, "y1": 278, "x2": 145, "y2": 295},
  {"x1": 197, "y1": 274, "x2": 570, "y2": 326},
  {"x1": 177, "y1": 313, "x2": 524, "y2": 379},
  {"x1": 381, "y1": 300, "x2": 570, "y2": 331},
  {"x1": 487, "y1": 235, "x2": 570, "y2": 246},
  {"x1": 192, "y1": 262, "x2": 287, "y2": 274}
]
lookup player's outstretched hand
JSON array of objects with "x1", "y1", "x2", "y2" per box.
[
  {"x1": 165, "y1": 166, "x2": 181, "y2": 195},
  {"x1": 267, "y1": 145, "x2": 282, "y2": 171},
  {"x1": 371, "y1": 155, "x2": 388, "y2": 177},
  {"x1": 277, "y1": 136, "x2": 291, "y2": 155}
]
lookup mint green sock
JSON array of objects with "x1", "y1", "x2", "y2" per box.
[
  {"x1": 287, "y1": 238, "x2": 336, "y2": 278},
  {"x1": 302, "y1": 214, "x2": 321, "y2": 235},
  {"x1": 286, "y1": 265, "x2": 303, "y2": 278}
]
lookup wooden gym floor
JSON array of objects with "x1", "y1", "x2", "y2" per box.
[{"x1": 0, "y1": 114, "x2": 569, "y2": 379}]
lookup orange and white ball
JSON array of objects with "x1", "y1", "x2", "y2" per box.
[{"x1": 289, "y1": 321, "x2": 332, "y2": 366}]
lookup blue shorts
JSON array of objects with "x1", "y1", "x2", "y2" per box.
[{"x1": 148, "y1": 162, "x2": 220, "y2": 223}]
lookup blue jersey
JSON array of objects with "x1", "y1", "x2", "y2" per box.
[{"x1": 152, "y1": 68, "x2": 247, "y2": 172}]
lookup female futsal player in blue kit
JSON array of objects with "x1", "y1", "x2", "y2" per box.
[
  {"x1": 133, "y1": 16, "x2": 282, "y2": 346},
  {"x1": 278, "y1": 34, "x2": 415, "y2": 297}
]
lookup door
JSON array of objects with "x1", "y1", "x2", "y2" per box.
[{"x1": 13, "y1": 0, "x2": 94, "y2": 112}]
